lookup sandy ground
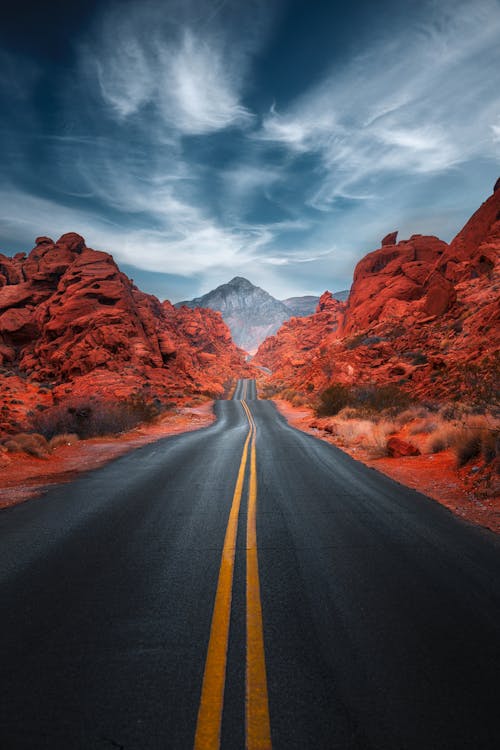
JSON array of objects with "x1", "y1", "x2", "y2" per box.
[
  {"x1": 274, "y1": 399, "x2": 500, "y2": 535},
  {"x1": 0, "y1": 403, "x2": 215, "y2": 509}
]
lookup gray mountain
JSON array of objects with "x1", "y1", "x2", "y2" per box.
[
  {"x1": 176, "y1": 278, "x2": 350, "y2": 352},
  {"x1": 175, "y1": 277, "x2": 293, "y2": 353},
  {"x1": 282, "y1": 290, "x2": 349, "y2": 317},
  {"x1": 281, "y1": 295, "x2": 320, "y2": 317}
]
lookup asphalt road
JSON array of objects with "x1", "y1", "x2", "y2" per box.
[{"x1": 1, "y1": 379, "x2": 500, "y2": 749}]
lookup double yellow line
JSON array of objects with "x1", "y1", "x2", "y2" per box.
[{"x1": 194, "y1": 396, "x2": 271, "y2": 749}]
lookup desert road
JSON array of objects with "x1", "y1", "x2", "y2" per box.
[{"x1": 1, "y1": 378, "x2": 500, "y2": 749}]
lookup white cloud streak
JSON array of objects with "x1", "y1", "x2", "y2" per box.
[
  {"x1": 0, "y1": 186, "x2": 304, "y2": 280},
  {"x1": 85, "y1": 1, "x2": 254, "y2": 135},
  {"x1": 258, "y1": 0, "x2": 500, "y2": 207}
]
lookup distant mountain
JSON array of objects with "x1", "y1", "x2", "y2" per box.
[
  {"x1": 281, "y1": 296, "x2": 319, "y2": 317},
  {"x1": 176, "y1": 277, "x2": 292, "y2": 353},
  {"x1": 281, "y1": 290, "x2": 349, "y2": 317},
  {"x1": 177, "y1": 279, "x2": 351, "y2": 352}
]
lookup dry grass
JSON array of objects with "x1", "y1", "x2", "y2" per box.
[
  {"x1": 322, "y1": 416, "x2": 397, "y2": 457},
  {"x1": 409, "y1": 418, "x2": 439, "y2": 436},
  {"x1": 364, "y1": 420, "x2": 398, "y2": 457},
  {"x1": 424, "y1": 414, "x2": 499, "y2": 467},
  {"x1": 426, "y1": 426, "x2": 457, "y2": 454},
  {"x1": 3, "y1": 433, "x2": 51, "y2": 458}
]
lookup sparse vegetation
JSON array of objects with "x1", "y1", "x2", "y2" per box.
[
  {"x1": 30, "y1": 393, "x2": 164, "y2": 440},
  {"x1": 316, "y1": 383, "x2": 412, "y2": 418},
  {"x1": 3, "y1": 433, "x2": 51, "y2": 458}
]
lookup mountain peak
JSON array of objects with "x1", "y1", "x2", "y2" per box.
[
  {"x1": 176, "y1": 278, "x2": 322, "y2": 352},
  {"x1": 227, "y1": 276, "x2": 254, "y2": 286}
]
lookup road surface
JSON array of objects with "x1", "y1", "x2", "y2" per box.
[{"x1": 1, "y1": 379, "x2": 500, "y2": 749}]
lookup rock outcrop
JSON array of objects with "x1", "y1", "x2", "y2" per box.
[
  {"x1": 0, "y1": 234, "x2": 248, "y2": 435},
  {"x1": 255, "y1": 183, "x2": 500, "y2": 407}
]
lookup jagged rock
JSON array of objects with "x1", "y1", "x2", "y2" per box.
[
  {"x1": 387, "y1": 437, "x2": 421, "y2": 457},
  {"x1": 381, "y1": 231, "x2": 398, "y2": 246},
  {"x1": 255, "y1": 183, "x2": 499, "y2": 406},
  {"x1": 0, "y1": 235, "x2": 249, "y2": 435},
  {"x1": 342, "y1": 235, "x2": 449, "y2": 335}
]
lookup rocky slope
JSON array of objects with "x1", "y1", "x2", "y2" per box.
[
  {"x1": 0, "y1": 234, "x2": 248, "y2": 436},
  {"x1": 255, "y1": 181, "x2": 500, "y2": 408}
]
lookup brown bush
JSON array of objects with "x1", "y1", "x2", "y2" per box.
[
  {"x1": 316, "y1": 383, "x2": 412, "y2": 418},
  {"x1": 453, "y1": 430, "x2": 483, "y2": 467},
  {"x1": 409, "y1": 419, "x2": 438, "y2": 436},
  {"x1": 3, "y1": 433, "x2": 51, "y2": 458},
  {"x1": 31, "y1": 393, "x2": 162, "y2": 439}
]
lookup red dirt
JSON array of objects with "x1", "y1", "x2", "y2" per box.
[
  {"x1": 273, "y1": 399, "x2": 500, "y2": 534},
  {"x1": 0, "y1": 402, "x2": 215, "y2": 508}
]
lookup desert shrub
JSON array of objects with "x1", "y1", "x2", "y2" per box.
[
  {"x1": 355, "y1": 384, "x2": 412, "y2": 415},
  {"x1": 364, "y1": 420, "x2": 397, "y2": 457},
  {"x1": 334, "y1": 419, "x2": 374, "y2": 442},
  {"x1": 427, "y1": 426, "x2": 456, "y2": 454},
  {"x1": 49, "y1": 433, "x2": 80, "y2": 449},
  {"x1": 3, "y1": 433, "x2": 51, "y2": 458},
  {"x1": 316, "y1": 383, "x2": 412, "y2": 418},
  {"x1": 426, "y1": 415, "x2": 499, "y2": 466},
  {"x1": 337, "y1": 407, "x2": 361, "y2": 420},
  {"x1": 316, "y1": 384, "x2": 353, "y2": 416},
  {"x1": 453, "y1": 430, "x2": 483, "y2": 467},
  {"x1": 409, "y1": 419, "x2": 438, "y2": 435},
  {"x1": 260, "y1": 382, "x2": 280, "y2": 399},
  {"x1": 481, "y1": 431, "x2": 499, "y2": 463},
  {"x1": 31, "y1": 393, "x2": 162, "y2": 439}
]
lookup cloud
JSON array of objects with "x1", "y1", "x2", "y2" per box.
[
  {"x1": 257, "y1": 0, "x2": 500, "y2": 207},
  {"x1": 0, "y1": 185, "x2": 302, "y2": 280},
  {"x1": 84, "y1": 0, "x2": 257, "y2": 135}
]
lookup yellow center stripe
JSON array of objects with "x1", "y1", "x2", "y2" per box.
[
  {"x1": 194, "y1": 392, "x2": 272, "y2": 749},
  {"x1": 194, "y1": 410, "x2": 252, "y2": 749},
  {"x1": 242, "y1": 401, "x2": 272, "y2": 750}
]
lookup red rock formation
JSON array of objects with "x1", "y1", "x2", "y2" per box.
[
  {"x1": 381, "y1": 231, "x2": 398, "y2": 246},
  {"x1": 0, "y1": 234, "x2": 248, "y2": 435},
  {"x1": 255, "y1": 183, "x2": 500, "y2": 407},
  {"x1": 341, "y1": 234, "x2": 452, "y2": 335}
]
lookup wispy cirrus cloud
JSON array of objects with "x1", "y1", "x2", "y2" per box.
[
  {"x1": 84, "y1": 0, "x2": 258, "y2": 135},
  {"x1": 258, "y1": 0, "x2": 500, "y2": 208}
]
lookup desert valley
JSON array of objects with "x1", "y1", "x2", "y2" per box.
[{"x1": 1, "y1": 180, "x2": 498, "y2": 527}]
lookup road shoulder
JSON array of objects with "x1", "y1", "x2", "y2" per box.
[
  {"x1": 0, "y1": 403, "x2": 215, "y2": 509},
  {"x1": 273, "y1": 398, "x2": 500, "y2": 534}
]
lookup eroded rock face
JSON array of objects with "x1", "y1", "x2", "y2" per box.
[
  {"x1": 342, "y1": 235, "x2": 451, "y2": 335},
  {"x1": 381, "y1": 231, "x2": 398, "y2": 246},
  {"x1": 0, "y1": 235, "x2": 248, "y2": 435},
  {"x1": 255, "y1": 184, "x2": 500, "y2": 406}
]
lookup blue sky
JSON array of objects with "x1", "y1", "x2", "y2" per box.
[{"x1": 1, "y1": 0, "x2": 499, "y2": 301}]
